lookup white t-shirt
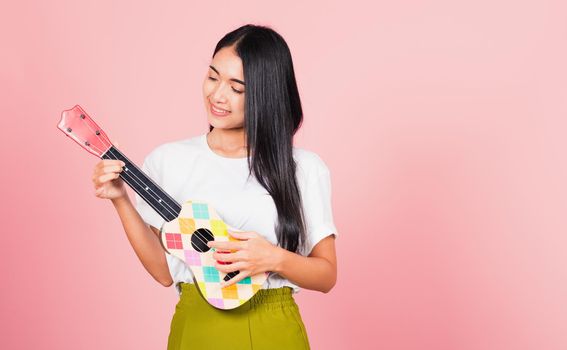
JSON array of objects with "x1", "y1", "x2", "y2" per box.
[{"x1": 134, "y1": 133, "x2": 338, "y2": 296}]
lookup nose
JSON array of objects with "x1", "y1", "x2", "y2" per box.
[{"x1": 211, "y1": 82, "x2": 229, "y2": 103}]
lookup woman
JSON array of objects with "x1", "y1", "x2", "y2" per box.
[{"x1": 91, "y1": 24, "x2": 338, "y2": 349}]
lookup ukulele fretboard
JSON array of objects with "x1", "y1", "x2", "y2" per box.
[{"x1": 101, "y1": 146, "x2": 182, "y2": 223}]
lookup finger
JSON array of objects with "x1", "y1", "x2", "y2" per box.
[
  {"x1": 208, "y1": 240, "x2": 243, "y2": 251},
  {"x1": 215, "y1": 261, "x2": 245, "y2": 274},
  {"x1": 220, "y1": 271, "x2": 250, "y2": 288},
  {"x1": 228, "y1": 230, "x2": 256, "y2": 240},
  {"x1": 102, "y1": 165, "x2": 123, "y2": 174},
  {"x1": 98, "y1": 173, "x2": 120, "y2": 183},
  {"x1": 213, "y1": 251, "x2": 241, "y2": 263},
  {"x1": 100, "y1": 159, "x2": 125, "y2": 167}
]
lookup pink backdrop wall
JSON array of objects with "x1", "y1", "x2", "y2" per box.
[{"x1": 2, "y1": 0, "x2": 567, "y2": 349}]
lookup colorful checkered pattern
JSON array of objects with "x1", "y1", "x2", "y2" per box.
[{"x1": 161, "y1": 200, "x2": 268, "y2": 310}]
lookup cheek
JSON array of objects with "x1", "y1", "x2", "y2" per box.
[
  {"x1": 233, "y1": 96, "x2": 245, "y2": 114},
  {"x1": 202, "y1": 80, "x2": 211, "y2": 97}
]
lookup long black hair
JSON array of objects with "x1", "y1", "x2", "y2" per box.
[{"x1": 209, "y1": 24, "x2": 307, "y2": 254}]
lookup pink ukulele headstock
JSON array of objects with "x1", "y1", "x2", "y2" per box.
[{"x1": 57, "y1": 105, "x2": 112, "y2": 158}]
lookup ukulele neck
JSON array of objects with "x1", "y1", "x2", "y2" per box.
[{"x1": 101, "y1": 146, "x2": 182, "y2": 223}]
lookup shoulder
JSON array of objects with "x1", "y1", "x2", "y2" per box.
[
  {"x1": 144, "y1": 134, "x2": 204, "y2": 165},
  {"x1": 293, "y1": 147, "x2": 331, "y2": 179}
]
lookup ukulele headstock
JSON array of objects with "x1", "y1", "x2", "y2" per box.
[{"x1": 57, "y1": 105, "x2": 112, "y2": 158}]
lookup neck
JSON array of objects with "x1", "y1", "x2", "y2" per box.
[{"x1": 208, "y1": 128, "x2": 247, "y2": 155}]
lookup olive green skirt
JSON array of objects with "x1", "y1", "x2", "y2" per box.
[{"x1": 167, "y1": 282, "x2": 310, "y2": 350}]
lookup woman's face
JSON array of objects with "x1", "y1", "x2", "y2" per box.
[{"x1": 202, "y1": 45, "x2": 246, "y2": 130}]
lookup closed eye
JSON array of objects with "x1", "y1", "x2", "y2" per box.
[{"x1": 208, "y1": 76, "x2": 244, "y2": 94}]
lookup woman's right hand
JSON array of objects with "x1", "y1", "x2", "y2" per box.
[{"x1": 92, "y1": 159, "x2": 127, "y2": 200}]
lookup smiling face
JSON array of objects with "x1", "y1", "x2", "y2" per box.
[{"x1": 202, "y1": 45, "x2": 246, "y2": 130}]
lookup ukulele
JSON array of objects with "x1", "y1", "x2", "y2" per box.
[{"x1": 58, "y1": 105, "x2": 268, "y2": 310}]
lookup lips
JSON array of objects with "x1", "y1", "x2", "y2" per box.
[
  {"x1": 212, "y1": 104, "x2": 230, "y2": 112},
  {"x1": 210, "y1": 103, "x2": 231, "y2": 116}
]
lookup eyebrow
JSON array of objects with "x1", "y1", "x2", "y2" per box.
[{"x1": 209, "y1": 65, "x2": 246, "y2": 86}]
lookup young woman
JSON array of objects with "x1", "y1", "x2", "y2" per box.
[{"x1": 91, "y1": 24, "x2": 338, "y2": 349}]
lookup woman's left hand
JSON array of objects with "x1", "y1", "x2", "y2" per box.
[{"x1": 207, "y1": 230, "x2": 282, "y2": 288}]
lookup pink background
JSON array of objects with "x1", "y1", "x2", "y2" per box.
[{"x1": 2, "y1": 0, "x2": 567, "y2": 349}]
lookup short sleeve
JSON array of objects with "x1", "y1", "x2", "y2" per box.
[
  {"x1": 134, "y1": 152, "x2": 167, "y2": 230},
  {"x1": 302, "y1": 163, "x2": 338, "y2": 256},
  {"x1": 134, "y1": 149, "x2": 190, "y2": 295}
]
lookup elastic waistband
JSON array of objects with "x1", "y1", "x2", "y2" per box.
[{"x1": 179, "y1": 282, "x2": 296, "y2": 310}]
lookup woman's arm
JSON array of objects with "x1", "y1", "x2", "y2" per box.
[
  {"x1": 274, "y1": 235, "x2": 337, "y2": 293},
  {"x1": 208, "y1": 231, "x2": 337, "y2": 293},
  {"x1": 111, "y1": 195, "x2": 173, "y2": 287},
  {"x1": 92, "y1": 159, "x2": 173, "y2": 287}
]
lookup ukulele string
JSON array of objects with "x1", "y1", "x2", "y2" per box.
[
  {"x1": 86, "y1": 139, "x2": 211, "y2": 253},
  {"x1": 72, "y1": 116, "x2": 246, "y2": 285},
  {"x1": 111, "y1": 147, "x2": 180, "y2": 208},
  {"x1": 81, "y1": 140, "x2": 176, "y2": 218},
  {"x1": 78, "y1": 123, "x2": 212, "y2": 252},
  {"x1": 80, "y1": 132, "x2": 178, "y2": 218},
  {"x1": 106, "y1": 147, "x2": 212, "y2": 252}
]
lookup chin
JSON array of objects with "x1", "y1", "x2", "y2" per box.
[
  {"x1": 208, "y1": 116, "x2": 244, "y2": 129},
  {"x1": 208, "y1": 120, "x2": 233, "y2": 130}
]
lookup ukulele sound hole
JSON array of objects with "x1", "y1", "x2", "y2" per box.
[{"x1": 191, "y1": 228, "x2": 214, "y2": 252}]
